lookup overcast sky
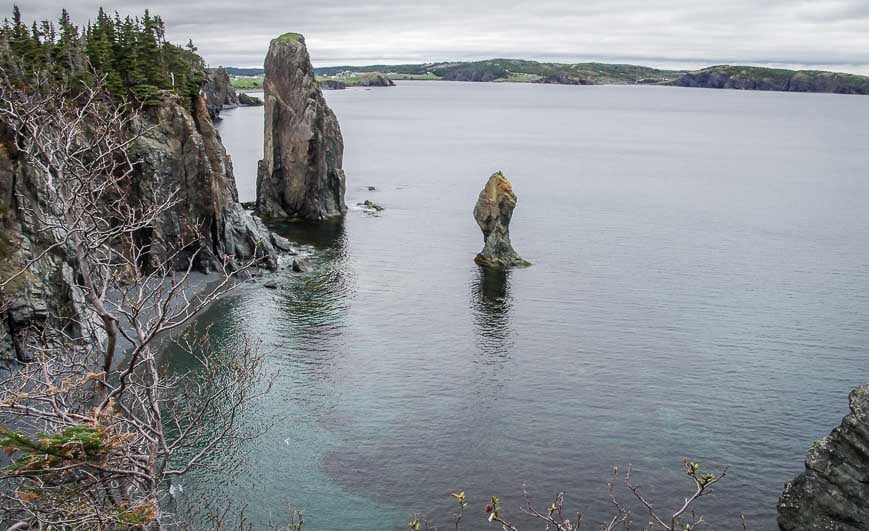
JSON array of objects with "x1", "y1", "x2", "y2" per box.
[{"x1": 6, "y1": 1, "x2": 869, "y2": 73}]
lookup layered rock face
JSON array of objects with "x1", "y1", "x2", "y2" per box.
[
  {"x1": 204, "y1": 67, "x2": 240, "y2": 120},
  {"x1": 473, "y1": 171, "x2": 529, "y2": 269},
  {"x1": 0, "y1": 94, "x2": 277, "y2": 363},
  {"x1": 256, "y1": 33, "x2": 346, "y2": 220},
  {"x1": 0, "y1": 132, "x2": 89, "y2": 363},
  {"x1": 134, "y1": 94, "x2": 277, "y2": 273},
  {"x1": 778, "y1": 383, "x2": 869, "y2": 530}
]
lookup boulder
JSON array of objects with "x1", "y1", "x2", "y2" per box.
[
  {"x1": 238, "y1": 92, "x2": 264, "y2": 106},
  {"x1": 256, "y1": 33, "x2": 346, "y2": 221},
  {"x1": 473, "y1": 171, "x2": 529, "y2": 269},
  {"x1": 270, "y1": 233, "x2": 296, "y2": 253},
  {"x1": 778, "y1": 383, "x2": 869, "y2": 530}
]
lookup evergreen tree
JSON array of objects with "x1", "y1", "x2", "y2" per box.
[{"x1": 0, "y1": 6, "x2": 208, "y2": 106}]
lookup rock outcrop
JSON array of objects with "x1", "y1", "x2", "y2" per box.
[
  {"x1": 256, "y1": 33, "x2": 346, "y2": 220},
  {"x1": 350, "y1": 72, "x2": 395, "y2": 87},
  {"x1": 134, "y1": 94, "x2": 277, "y2": 272},
  {"x1": 319, "y1": 79, "x2": 347, "y2": 90},
  {"x1": 0, "y1": 93, "x2": 277, "y2": 363},
  {"x1": 670, "y1": 66, "x2": 869, "y2": 95},
  {"x1": 204, "y1": 67, "x2": 240, "y2": 120},
  {"x1": 778, "y1": 383, "x2": 869, "y2": 530},
  {"x1": 473, "y1": 171, "x2": 529, "y2": 269},
  {"x1": 237, "y1": 92, "x2": 264, "y2": 106}
]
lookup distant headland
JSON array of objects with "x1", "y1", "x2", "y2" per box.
[{"x1": 225, "y1": 59, "x2": 869, "y2": 95}]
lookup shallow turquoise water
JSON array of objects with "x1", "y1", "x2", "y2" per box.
[{"x1": 166, "y1": 82, "x2": 869, "y2": 529}]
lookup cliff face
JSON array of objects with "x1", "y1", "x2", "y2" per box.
[
  {"x1": 133, "y1": 94, "x2": 277, "y2": 273},
  {"x1": 256, "y1": 33, "x2": 346, "y2": 220},
  {"x1": 778, "y1": 383, "x2": 869, "y2": 530},
  {"x1": 670, "y1": 66, "x2": 869, "y2": 95},
  {"x1": 0, "y1": 94, "x2": 277, "y2": 363},
  {"x1": 204, "y1": 67, "x2": 241, "y2": 120},
  {"x1": 0, "y1": 132, "x2": 89, "y2": 363}
]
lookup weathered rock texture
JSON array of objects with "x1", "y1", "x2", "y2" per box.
[
  {"x1": 473, "y1": 171, "x2": 529, "y2": 269},
  {"x1": 256, "y1": 33, "x2": 346, "y2": 220},
  {"x1": 778, "y1": 383, "x2": 869, "y2": 530},
  {"x1": 204, "y1": 67, "x2": 240, "y2": 120},
  {"x1": 134, "y1": 95, "x2": 277, "y2": 272},
  {"x1": 0, "y1": 94, "x2": 277, "y2": 363}
]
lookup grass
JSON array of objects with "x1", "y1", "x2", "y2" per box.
[
  {"x1": 276, "y1": 32, "x2": 302, "y2": 43},
  {"x1": 387, "y1": 72, "x2": 441, "y2": 80},
  {"x1": 230, "y1": 77, "x2": 263, "y2": 89}
]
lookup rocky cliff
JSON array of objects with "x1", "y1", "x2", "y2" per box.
[
  {"x1": 670, "y1": 66, "x2": 869, "y2": 95},
  {"x1": 0, "y1": 93, "x2": 277, "y2": 363},
  {"x1": 256, "y1": 33, "x2": 346, "y2": 220},
  {"x1": 778, "y1": 383, "x2": 869, "y2": 530},
  {"x1": 473, "y1": 171, "x2": 529, "y2": 269},
  {"x1": 204, "y1": 67, "x2": 241, "y2": 120}
]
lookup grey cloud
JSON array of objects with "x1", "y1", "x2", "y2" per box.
[{"x1": 4, "y1": 0, "x2": 869, "y2": 73}]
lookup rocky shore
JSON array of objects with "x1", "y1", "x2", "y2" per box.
[{"x1": 778, "y1": 383, "x2": 869, "y2": 530}]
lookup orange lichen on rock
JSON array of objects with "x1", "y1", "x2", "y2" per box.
[{"x1": 473, "y1": 171, "x2": 529, "y2": 269}]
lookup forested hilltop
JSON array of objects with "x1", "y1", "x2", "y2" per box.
[
  {"x1": 229, "y1": 59, "x2": 869, "y2": 95},
  {"x1": 0, "y1": 5, "x2": 206, "y2": 104}
]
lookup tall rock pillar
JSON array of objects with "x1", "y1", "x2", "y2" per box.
[{"x1": 256, "y1": 33, "x2": 346, "y2": 220}]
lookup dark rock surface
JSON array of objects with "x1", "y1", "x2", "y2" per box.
[
  {"x1": 0, "y1": 93, "x2": 277, "y2": 363},
  {"x1": 319, "y1": 79, "x2": 347, "y2": 90},
  {"x1": 133, "y1": 95, "x2": 277, "y2": 273},
  {"x1": 256, "y1": 33, "x2": 346, "y2": 221},
  {"x1": 473, "y1": 171, "x2": 529, "y2": 269},
  {"x1": 357, "y1": 199, "x2": 384, "y2": 212},
  {"x1": 204, "y1": 67, "x2": 240, "y2": 119},
  {"x1": 778, "y1": 383, "x2": 869, "y2": 530},
  {"x1": 237, "y1": 92, "x2": 264, "y2": 106}
]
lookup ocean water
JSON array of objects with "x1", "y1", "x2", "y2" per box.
[{"x1": 165, "y1": 81, "x2": 869, "y2": 529}]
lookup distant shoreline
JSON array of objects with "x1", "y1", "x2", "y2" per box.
[{"x1": 227, "y1": 60, "x2": 869, "y2": 96}]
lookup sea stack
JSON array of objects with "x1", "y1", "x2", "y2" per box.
[
  {"x1": 256, "y1": 33, "x2": 346, "y2": 220},
  {"x1": 473, "y1": 171, "x2": 530, "y2": 268},
  {"x1": 777, "y1": 383, "x2": 869, "y2": 530}
]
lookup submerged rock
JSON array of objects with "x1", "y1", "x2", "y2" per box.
[
  {"x1": 291, "y1": 258, "x2": 309, "y2": 273},
  {"x1": 778, "y1": 383, "x2": 869, "y2": 530},
  {"x1": 256, "y1": 33, "x2": 346, "y2": 221},
  {"x1": 473, "y1": 171, "x2": 529, "y2": 269},
  {"x1": 357, "y1": 199, "x2": 384, "y2": 212}
]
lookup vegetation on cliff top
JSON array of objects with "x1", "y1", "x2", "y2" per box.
[
  {"x1": 276, "y1": 32, "x2": 303, "y2": 43},
  {"x1": 0, "y1": 5, "x2": 207, "y2": 105}
]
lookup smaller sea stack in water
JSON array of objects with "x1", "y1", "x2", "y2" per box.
[{"x1": 473, "y1": 171, "x2": 530, "y2": 269}]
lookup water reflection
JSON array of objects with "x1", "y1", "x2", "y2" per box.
[
  {"x1": 470, "y1": 266, "x2": 515, "y2": 359},
  {"x1": 271, "y1": 219, "x2": 354, "y2": 368}
]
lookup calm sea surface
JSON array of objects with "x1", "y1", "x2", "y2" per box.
[{"x1": 165, "y1": 81, "x2": 869, "y2": 529}]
